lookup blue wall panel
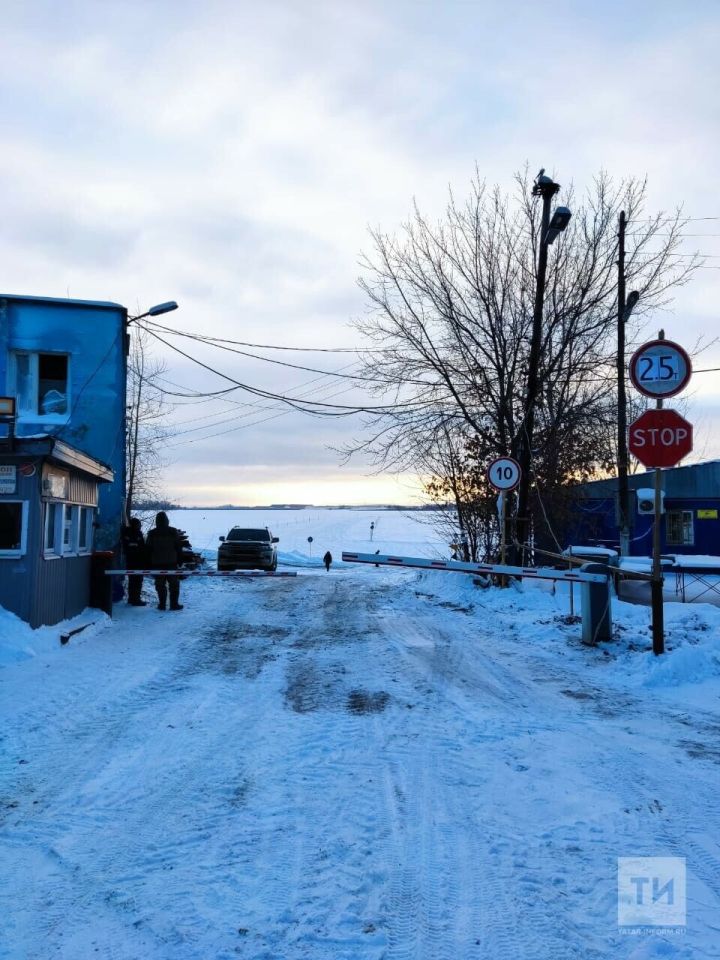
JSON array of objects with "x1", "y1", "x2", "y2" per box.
[{"x1": 0, "y1": 295, "x2": 126, "y2": 550}]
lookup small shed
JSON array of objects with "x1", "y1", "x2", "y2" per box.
[
  {"x1": 0, "y1": 437, "x2": 113, "y2": 627},
  {"x1": 569, "y1": 461, "x2": 720, "y2": 557}
]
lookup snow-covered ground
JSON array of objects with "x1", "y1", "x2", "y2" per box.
[{"x1": 2, "y1": 510, "x2": 720, "y2": 959}]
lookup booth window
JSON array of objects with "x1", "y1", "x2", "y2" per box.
[
  {"x1": 62, "y1": 504, "x2": 77, "y2": 554},
  {"x1": 666, "y1": 510, "x2": 694, "y2": 546},
  {"x1": 13, "y1": 352, "x2": 70, "y2": 419},
  {"x1": 78, "y1": 507, "x2": 95, "y2": 553},
  {"x1": 44, "y1": 502, "x2": 61, "y2": 555},
  {"x1": 0, "y1": 501, "x2": 27, "y2": 555},
  {"x1": 45, "y1": 503, "x2": 94, "y2": 556}
]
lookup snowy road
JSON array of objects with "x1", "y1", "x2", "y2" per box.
[{"x1": 2, "y1": 566, "x2": 720, "y2": 959}]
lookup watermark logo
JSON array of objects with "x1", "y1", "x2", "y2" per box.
[{"x1": 618, "y1": 857, "x2": 686, "y2": 930}]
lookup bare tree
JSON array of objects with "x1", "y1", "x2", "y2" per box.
[
  {"x1": 125, "y1": 327, "x2": 173, "y2": 519},
  {"x1": 420, "y1": 426, "x2": 499, "y2": 561},
  {"x1": 351, "y1": 169, "x2": 700, "y2": 551}
]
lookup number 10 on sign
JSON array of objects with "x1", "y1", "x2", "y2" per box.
[{"x1": 488, "y1": 457, "x2": 521, "y2": 492}]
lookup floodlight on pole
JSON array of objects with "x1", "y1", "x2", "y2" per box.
[{"x1": 545, "y1": 206, "x2": 572, "y2": 244}]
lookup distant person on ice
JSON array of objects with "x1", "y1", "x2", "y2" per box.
[
  {"x1": 121, "y1": 517, "x2": 147, "y2": 606},
  {"x1": 146, "y1": 512, "x2": 184, "y2": 611},
  {"x1": 323, "y1": 551, "x2": 332, "y2": 572}
]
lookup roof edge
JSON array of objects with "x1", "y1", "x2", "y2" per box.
[{"x1": 0, "y1": 293, "x2": 127, "y2": 314}]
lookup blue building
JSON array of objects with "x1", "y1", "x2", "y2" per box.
[
  {"x1": 570, "y1": 461, "x2": 720, "y2": 557},
  {"x1": 0, "y1": 436, "x2": 113, "y2": 627},
  {"x1": 0, "y1": 294, "x2": 128, "y2": 549}
]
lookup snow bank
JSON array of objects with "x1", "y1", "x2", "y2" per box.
[
  {"x1": 415, "y1": 567, "x2": 720, "y2": 692},
  {"x1": 0, "y1": 606, "x2": 109, "y2": 668}
]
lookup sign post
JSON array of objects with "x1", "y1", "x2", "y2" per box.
[
  {"x1": 629, "y1": 335, "x2": 693, "y2": 656},
  {"x1": 487, "y1": 457, "x2": 521, "y2": 572}
]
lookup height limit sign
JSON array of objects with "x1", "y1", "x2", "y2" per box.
[{"x1": 488, "y1": 457, "x2": 521, "y2": 492}]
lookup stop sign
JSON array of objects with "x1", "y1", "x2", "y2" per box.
[{"x1": 628, "y1": 409, "x2": 693, "y2": 468}]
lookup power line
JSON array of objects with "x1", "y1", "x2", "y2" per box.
[
  {"x1": 162, "y1": 354, "x2": 363, "y2": 427},
  {"x1": 144, "y1": 327, "x2": 443, "y2": 416},
  {"x1": 628, "y1": 233, "x2": 720, "y2": 237},
  {"x1": 140, "y1": 319, "x2": 429, "y2": 385},
  {"x1": 628, "y1": 217, "x2": 720, "y2": 223},
  {"x1": 630, "y1": 252, "x2": 720, "y2": 258},
  {"x1": 144, "y1": 318, "x2": 372, "y2": 353},
  {"x1": 166, "y1": 364, "x2": 363, "y2": 439},
  {"x1": 167, "y1": 382, "x2": 363, "y2": 447}
]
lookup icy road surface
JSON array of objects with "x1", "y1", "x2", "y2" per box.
[{"x1": 2, "y1": 566, "x2": 720, "y2": 959}]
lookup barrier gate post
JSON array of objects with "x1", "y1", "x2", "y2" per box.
[{"x1": 580, "y1": 563, "x2": 612, "y2": 645}]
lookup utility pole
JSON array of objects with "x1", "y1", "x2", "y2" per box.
[
  {"x1": 617, "y1": 211, "x2": 629, "y2": 556},
  {"x1": 651, "y1": 330, "x2": 666, "y2": 656},
  {"x1": 616, "y1": 211, "x2": 639, "y2": 557},
  {"x1": 514, "y1": 172, "x2": 559, "y2": 564}
]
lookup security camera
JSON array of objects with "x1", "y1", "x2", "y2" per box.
[{"x1": 545, "y1": 206, "x2": 572, "y2": 244}]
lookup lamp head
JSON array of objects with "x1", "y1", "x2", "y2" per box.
[
  {"x1": 147, "y1": 301, "x2": 178, "y2": 316},
  {"x1": 545, "y1": 205, "x2": 572, "y2": 244}
]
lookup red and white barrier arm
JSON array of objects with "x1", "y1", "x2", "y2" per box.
[
  {"x1": 340, "y1": 552, "x2": 607, "y2": 584},
  {"x1": 105, "y1": 569, "x2": 297, "y2": 578}
]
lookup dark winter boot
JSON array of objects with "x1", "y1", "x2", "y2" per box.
[{"x1": 169, "y1": 603, "x2": 184, "y2": 611}]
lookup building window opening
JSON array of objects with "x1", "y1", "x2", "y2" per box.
[
  {"x1": 38, "y1": 354, "x2": 68, "y2": 415},
  {"x1": 79, "y1": 507, "x2": 89, "y2": 551},
  {"x1": 0, "y1": 502, "x2": 23, "y2": 551},
  {"x1": 13, "y1": 352, "x2": 69, "y2": 418},
  {"x1": 45, "y1": 502, "x2": 59, "y2": 553},
  {"x1": 666, "y1": 510, "x2": 694, "y2": 546},
  {"x1": 62, "y1": 504, "x2": 76, "y2": 553}
]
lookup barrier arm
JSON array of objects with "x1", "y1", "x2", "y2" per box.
[
  {"x1": 105, "y1": 569, "x2": 297, "y2": 578},
  {"x1": 340, "y1": 552, "x2": 607, "y2": 583}
]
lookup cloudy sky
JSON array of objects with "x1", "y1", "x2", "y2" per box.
[{"x1": 1, "y1": 0, "x2": 719, "y2": 505}]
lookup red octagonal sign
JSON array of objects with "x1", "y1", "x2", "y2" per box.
[{"x1": 628, "y1": 409, "x2": 693, "y2": 468}]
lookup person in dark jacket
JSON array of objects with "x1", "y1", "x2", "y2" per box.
[
  {"x1": 146, "y1": 511, "x2": 184, "y2": 610},
  {"x1": 121, "y1": 517, "x2": 147, "y2": 606},
  {"x1": 323, "y1": 550, "x2": 332, "y2": 572}
]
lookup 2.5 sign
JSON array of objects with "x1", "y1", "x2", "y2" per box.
[
  {"x1": 487, "y1": 457, "x2": 521, "y2": 492},
  {"x1": 629, "y1": 340, "x2": 692, "y2": 399}
]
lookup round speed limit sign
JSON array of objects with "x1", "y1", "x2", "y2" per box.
[
  {"x1": 488, "y1": 457, "x2": 521, "y2": 492},
  {"x1": 629, "y1": 339, "x2": 692, "y2": 399}
]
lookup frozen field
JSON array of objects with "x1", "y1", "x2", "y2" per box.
[
  {"x1": 164, "y1": 508, "x2": 449, "y2": 567},
  {"x1": 2, "y1": 510, "x2": 720, "y2": 959}
]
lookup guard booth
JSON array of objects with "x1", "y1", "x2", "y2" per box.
[{"x1": 0, "y1": 431, "x2": 114, "y2": 628}]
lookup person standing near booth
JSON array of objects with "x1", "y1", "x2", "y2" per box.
[
  {"x1": 146, "y1": 512, "x2": 184, "y2": 611},
  {"x1": 121, "y1": 517, "x2": 147, "y2": 607}
]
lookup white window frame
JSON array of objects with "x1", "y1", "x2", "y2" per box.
[
  {"x1": 10, "y1": 351, "x2": 71, "y2": 423},
  {"x1": 62, "y1": 504, "x2": 79, "y2": 555},
  {"x1": 77, "y1": 507, "x2": 95, "y2": 554},
  {"x1": 0, "y1": 500, "x2": 28, "y2": 557},
  {"x1": 44, "y1": 501, "x2": 63, "y2": 557},
  {"x1": 45, "y1": 503, "x2": 95, "y2": 558},
  {"x1": 666, "y1": 509, "x2": 694, "y2": 546}
]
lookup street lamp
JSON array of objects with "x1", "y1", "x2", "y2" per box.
[
  {"x1": 513, "y1": 169, "x2": 571, "y2": 564},
  {"x1": 127, "y1": 300, "x2": 179, "y2": 325},
  {"x1": 545, "y1": 206, "x2": 572, "y2": 245},
  {"x1": 124, "y1": 300, "x2": 178, "y2": 518}
]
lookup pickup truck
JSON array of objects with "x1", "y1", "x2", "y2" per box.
[{"x1": 217, "y1": 527, "x2": 279, "y2": 572}]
